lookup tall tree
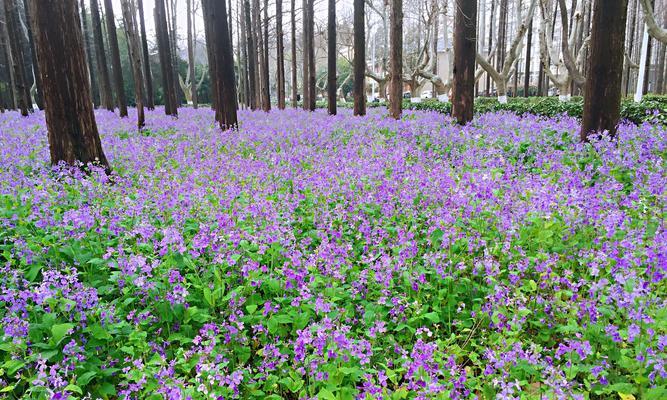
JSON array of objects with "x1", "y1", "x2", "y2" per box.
[
  {"x1": 4, "y1": 0, "x2": 31, "y2": 116},
  {"x1": 201, "y1": 0, "x2": 219, "y2": 112},
  {"x1": 302, "y1": 0, "x2": 310, "y2": 109},
  {"x1": 523, "y1": 19, "x2": 533, "y2": 97},
  {"x1": 26, "y1": 0, "x2": 109, "y2": 172},
  {"x1": 90, "y1": 0, "x2": 114, "y2": 111},
  {"x1": 389, "y1": 0, "x2": 402, "y2": 119},
  {"x1": 239, "y1": 0, "x2": 250, "y2": 106},
  {"x1": 103, "y1": 0, "x2": 127, "y2": 117},
  {"x1": 306, "y1": 0, "x2": 315, "y2": 110},
  {"x1": 22, "y1": 0, "x2": 43, "y2": 109},
  {"x1": 207, "y1": 0, "x2": 238, "y2": 129},
  {"x1": 290, "y1": 0, "x2": 297, "y2": 107},
  {"x1": 137, "y1": 0, "x2": 155, "y2": 109},
  {"x1": 581, "y1": 0, "x2": 629, "y2": 141},
  {"x1": 353, "y1": 0, "x2": 366, "y2": 115},
  {"x1": 186, "y1": 0, "x2": 197, "y2": 108},
  {"x1": 155, "y1": 0, "x2": 178, "y2": 116},
  {"x1": 121, "y1": 0, "x2": 145, "y2": 129},
  {"x1": 451, "y1": 0, "x2": 477, "y2": 124},
  {"x1": 327, "y1": 0, "x2": 336, "y2": 115},
  {"x1": 80, "y1": 0, "x2": 100, "y2": 107},
  {"x1": 244, "y1": 0, "x2": 257, "y2": 109},
  {"x1": 262, "y1": 0, "x2": 271, "y2": 110},
  {"x1": 276, "y1": 0, "x2": 286, "y2": 109}
]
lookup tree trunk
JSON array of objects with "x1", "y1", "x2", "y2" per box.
[
  {"x1": 486, "y1": 0, "x2": 495, "y2": 96},
  {"x1": 276, "y1": 0, "x2": 286, "y2": 109},
  {"x1": 497, "y1": 0, "x2": 508, "y2": 72},
  {"x1": 307, "y1": 0, "x2": 315, "y2": 111},
  {"x1": 327, "y1": 0, "x2": 336, "y2": 115},
  {"x1": 91, "y1": 0, "x2": 114, "y2": 111},
  {"x1": 581, "y1": 0, "x2": 629, "y2": 141},
  {"x1": 244, "y1": 0, "x2": 257, "y2": 110},
  {"x1": 79, "y1": 0, "x2": 100, "y2": 107},
  {"x1": 262, "y1": 0, "x2": 271, "y2": 111},
  {"x1": 121, "y1": 0, "x2": 145, "y2": 129},
  {"x1": 103, "y1": 0, "x2": 127, "y2": 117},
  {"x1": 22, "y1": 0, "x2": 42, "y2": 109},
  {"x1": 155, "y1": 0, "x2": 177, "y2": 116},
  {"x1": 524, "y1": 19, "x2": 532, "y2": 96},
  {"x1": 1, "y1": 1, "x2": 17, "y2": 110},
  {"x1": 27, "y1": 0, "x2": 109, "y2": 172},
  {"x1": 186, "y1": 0, "x2": 197, "y2": 108},
  {"x1": 302, "y1": 0, "x2": 309, "y2": 109},
  {"x1": 137, "y1": 0, "x2": 154, "y2": 110},
  {"x1": 389, "y1": 0, "x2": 402, "y2": 119},
  {"x1": 240, "y1": 0, "x2": 250, "y2": 107},
  {"x1": 4, "y1": 0, "x2": 31, "y2": 115},
  {"x1": 353, "y1": 0, "x2": 366, "y2": 115},
  {"x1": 642, "y1": 0, "x2": 655, "y2": 94},
  {"x1": 290, "y1": 0, "x2": 297, "y2": 107},
  {"x1": 201, "y1": 0, "x2": 218, "y2": 113},
  {"x1": 452, "y1": 0, "x2": 476, "y2": 125},
  {"x1": 207, "y1": 0, "x2": 238, "y2": 129}
]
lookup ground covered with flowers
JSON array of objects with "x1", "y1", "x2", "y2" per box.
[{"x1": 0, "y1": 108, "x2": 665, "y2": 399}]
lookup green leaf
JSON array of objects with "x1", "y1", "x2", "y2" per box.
[
  {"x1": 51, "y1": 323, "x2": 75, "y2": 344},
  {"x1": 77, "y1": 371, "x2": 98, "y2": 386},
  {"x1": 317, "y1": 388, "x2": 336, "y2": 400},
  {"x1": 64, "y1": 384, "x2": 83, "y2": 395},
  {"x1": 423, "y1": 312, "x2": 440, "y2": 324}
]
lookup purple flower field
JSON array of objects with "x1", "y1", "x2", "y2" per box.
[{"x1": 0, "y1": 108, "x2": 665, "y2": 399}]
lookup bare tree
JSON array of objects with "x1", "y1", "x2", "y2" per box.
[
  {"x1": 4, "y1": 0, "x2": 31, "y2": 115},
  {"x1": 244, "y1": 0, "x2": 257, "y2": 109},
  {"x1": 27, "y1": 0, "x2": 109, "y2": 172},
  {"x1": 137, "y1": 0, "x2": 155, "y2": 110},
  {"x1": 353, "y1": 0, "x2": 366, "y2": 115},
  {"x1": 389, "y1": 0, "x2": 402, "y2": 119},
  {"x1": 581, "y1": 0, "x2": 629, "y2": 141},
  {"x1": 186, "y1": 0, "x2": 197, "y2": 108},
  {"x1": 79, "y1": 0, "x2": 100, "y2": 107},
  {"x1": 476, "y1": 0, "x2": 537, "y2": 103},
  {"x1": 103, "y1": 0, "x2": 127, "y2": 117},
  {"x1": 22, "y1": 0, "x2": 42, "y2": 109},
  {"x1": 90, "y1": 0, "x2": 114, "y2": 111},
  {"x1": 640, "y1": 0, "x2": 667, "y2": 43},
  {"x1": 291, "y1": 0, "x2": 297, "y2": 107},
  {"x1": 262, "y1": 0, "x2": 271, "y2": 110},
  {"x1": 121, "y1": 0, "x2": 145, "y2": 129},
  {"x1": 155, "y1": 0, "x2": 178, "y2": 116},
  {"x1": 277, "y1": 0, "x2": 286, "y2": 109},
  {"x1": 452, "y1": 0, "x2": 476, "y2": 124},
  {"x1": 328, "y1": 0, "x2": 336, "y2": 115}
]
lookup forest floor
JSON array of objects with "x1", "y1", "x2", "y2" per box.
[{"x1": 0, "y1": 108, "x2": 665, "y2": 399}]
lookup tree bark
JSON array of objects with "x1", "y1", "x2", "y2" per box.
[
  {"x1": 486, "y1": 0, "x2": 495, "y2": 96},
  {"x1": 22, "y1": 0, "x2": 42, "y2": 109},
  {"x1": 639, "y1": 0, "x2": 667, "y2": 43},
  {"x1": 4, "y1": 0, "x2": 31, "y2": 115},
  {"x1": 240, "y1": 0, "x2": 250, "y2": 107},
  {"x1": 155, "y1": 0, "x2": 177, "y2": 116},
  {"x1": 290, "y1": 0, "x2": 297, "y2": 107},
  {"x1": 277, "y1": 0, "x2": 286, "y2": 109},
  {"x1": 201, "y1": 0, "x2": 218, "y2": 113},
  {"x1": 389, "y1": 0, "x2": 402, "y2": 119},
  {"x1": 91, "y1": 0, "x2": 114, "y2": 111},
  {"x1": 79, "y1": 0, "x2": 100, "y2": 107},
  {"x1": 302, "y1": 0, "x2": 309, "y2": 109},
  {"x1": 327, "y1": 0, "x2": 336, "y2": 115},
  {"x1": 262, "y1": 0, "x2": 271, "y2": 110},
  {"x1": 186, "y1": 0, "x2": 197, "y2": 108},
  {"x1": 27, "y1": 0, "x2": 109, "y2": 172},
  {"x1": 121, "y1": 0, "x2": 145, "y2": 129},
  {"x1": 581, "y1": 0, "x2": 629, "y2": 141},
  {"x1": 624, "y1": 0, "x2": 638, "y2": 96},
  {"x1": 103, "y1": 0, "x2": 127, "y2": 117},
  {"x1": 452, "y1": 0, "x2": 476, "y2": 125},
  {"x1": 137, "y1": 0, "x2": 154, "y2": 110},
  {"x1": 524, "y1": 19, "x2": 532, "y2": 96},
  {"x1": 353, "y1": 0, "x2": 366, "y2": 115},
  {"x1": 208, "y1": 0, "x2": 238, "y2": 129},
  {"x1": 244, "y1": 0, "x2": 257, "y2": 110},
  {"x1": 307, "y1": 0, "x2": 315, "y2": 110}
]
